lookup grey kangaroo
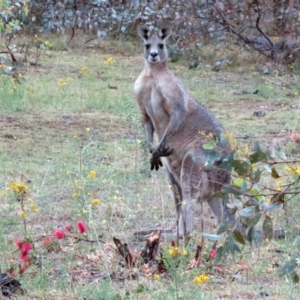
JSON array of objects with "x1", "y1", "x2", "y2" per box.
[{"x1": 134, "y1": 26, "x2": 236, "y2": 239}]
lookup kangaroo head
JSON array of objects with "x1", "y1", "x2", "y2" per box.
[{"x1": 137, "y1": 26, "x2": 172, "y2": 64}]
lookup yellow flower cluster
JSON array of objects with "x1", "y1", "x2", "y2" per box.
[
  {"x1": 104, "y1": 57, "x2": 115, "y2": 65},
  {"x1": 167, "y1": 246, "x2": 189, "y2": 257},
  {"x1": 224, "y1": 131, "x2": 237, "y2": 151},
  {"x1": 194, "y1": 274, "x2": 209, "y2": 285},
  {"x1": 285, "y1": 165, "x2": 300, "y2": 176},
  {"x1": 168, "y1": 246, "x2": 181, "y2": 257},
  {"x1": 80, "y1": 66, "x2": 89, "y2": 74},
  {"x1": 153, "y1": 273, "x2": 160, "y2": 280},
  {"x1": 19, "y1": 210, "x2": 26, "y2": 217},
  {"x1": 10, "y1": 182, "x2": 28, "y2": 194},
  {"x1": 58, "y1": 77, "x2": 73, "y2": 87},
  {"x1": 0, "y1": 64, "x2": 8, "y2": 69},
  {"x1": 87, "y1": 170, "x2": 97, "y2": 178},
  {"x1": 28, "y1": 198, "x2": 39, "y2": 212},
  {"x1": 91, "y1": 199, "x2": 101, "y2": 205}
]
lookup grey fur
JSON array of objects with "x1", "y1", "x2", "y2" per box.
[{"x1": 134, "y1": 26, "x2": 237, "y2": 239}]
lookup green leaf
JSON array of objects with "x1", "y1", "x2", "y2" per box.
[
  {"x1": 245, "y1": 226, "x2": 255, "y2": 244},
  {"x1": 250, "y1": 186, "x2": 264, "y2": 201},
  {"x1": 233, "y1": 230, "x2": 246, "y2": 245},
  {"x1": 241, "y1": 179, "x2": 247, "y2": 192},
  {"x1": 227, "y1": 235, "x2": 241, "y2": 259},
  {"x1": 135, "y1": 284, "x2": 145, "y2": 293},
  {"x1": 249, "y1": 150, "x2": 267, "y2": 164},
  {"x1": 250, "y1": 168, "x2": 261, "y2": 183},
  {"x1": 222, "y1": 186, "x2": 242, "y2": 196},
  {"x1": 271, "y1": 167, "x2": 280, "y2": 179},
  {"x1": 233, "y1": 177, "x2": 244, "y2": 187},
  {"x1": 206, "y1": 150, "x2": 222, "y2": 167},
  {"x1": 214, "y1": 245, "x2": 224, "y2": 263},
  {"x1": 244, "y1": 213, "x2": 261, "y2": 228},
  {"x1": 219, "y1": 134, "x2": 228, "y2": 147},
  {"x1": 233, "y1": 199, "x2": 243, "y2": 208},
  {"x1": 219, "y1": 152, "x2": 234, "y2": 170},
  {"x1": 280, "y1": 259, "x2": 297, "y2": 277},
  {"x1": 202, "y1": 143, "x2": 214, "y2": 150},
  {"x1": 277, "y1": 149, "x2": 287, "y2": 160},
  {"x1": 232, "y1": 160, "x2": 252, "y2": 176},
  {"x1": 264, "y1": 164, "x2": 272, "y2": 172},
  {"x1": 217, "y1": 221, "x2": 230, "y2": 234},
  {"x1": 292, "y1": 273, "x2": 300, "y2": 284},
  {"x1": 239, "y1": 206, "x2": 255, "y2": 218},
  {"x1": 262, "y1": 215, "x2": 273, "y2": 241},
  {"x1": 202, "y1": 233, "x2": 221, "y2": 241}
]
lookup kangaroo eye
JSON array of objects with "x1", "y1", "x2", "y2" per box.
[
  {"x1": 159, "y1": 44, "x2": 164, "y2": 49},
  {"x1": 145, "y1": 44, "x2": 150, "y2": 50}
]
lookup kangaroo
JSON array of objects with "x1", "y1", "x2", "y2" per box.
[{"x1": 134, "y1": 26, "x2": 236, "y2": 239}]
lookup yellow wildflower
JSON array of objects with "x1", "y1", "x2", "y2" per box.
[
  {"x1": 80, "y1": 66, "x2": 89, "y2": 74},
  {"x1": 10, "y1": 182, "x2": 28, "y2": 194},
  {"x1": 194, "y1": 274, "x2": 209, "y2": 285},
  {"x1": 19, "y1": 210, "x2": 26, "y2": 217},
  {"x1": 153, "y1": 273, "x2": 160, "y2": 280},
  {"x1": 182, "y1": 249, "x2": 189, "y2": 256},
  {"x1": 87, "y1": 170, "x2": 97, "y2": 178},
  {"x1": 224, "y1": 131, "x2": 237, "y2": 151},
  {"x1": 285, "y1": 165, "x2": 300, "y2": 176},
  {"x1": 104, "y1": 57, "x2": 115, "y2": 65},
  {"x1": 91, "y1": 199, "x2": 101, "y2": 205},
  {"x1": 31, "y1": 204, "x2": 39, "y2": 212},
  {"x1": 58, "y1": 79, "x2": 67, "y2": 87},
  {"x1": 1, "y1": 187, "x2": 10, "y2": 197},
  {"x1": 168, "y1": 246, "x2": 180, "y2": 257},
  {"x1": 72, "y1": 193, "x2": 80, "y2": 199}
]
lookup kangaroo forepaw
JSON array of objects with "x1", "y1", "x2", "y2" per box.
[
  {"x1": 150, "y1": 146, "x2": 173, "y2": 170},
  {"x1": 150, "y1": 156, "x2": 163, "y2": 171}
]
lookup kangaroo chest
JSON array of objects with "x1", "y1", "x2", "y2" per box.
[{"x1": 134, "y1": 74, "x2": 169, "y2": 135}]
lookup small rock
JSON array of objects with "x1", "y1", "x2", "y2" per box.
[
  {"x1": 260, "y1": 66, "x2": 270, "y2": 75},
  {"x1": 253, "y1": 110, "x2": 266, "y2": 117}
]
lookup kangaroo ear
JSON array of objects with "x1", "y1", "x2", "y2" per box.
[
  {"x1": 159, "y1": 26, "x2": 172, "y2": 40},
  {"x1": 137, "y1": 26, "x2": 150, "y2": 41}
]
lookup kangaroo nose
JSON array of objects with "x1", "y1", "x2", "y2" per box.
[{"x1": 150, "y1": 52, "x2": 158, "y2": 58}]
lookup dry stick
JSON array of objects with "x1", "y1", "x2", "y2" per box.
[
  {"x1": 20, "y1": 196, "x2": 28, "y2": 238},
  {"x1": 5, "y1": 37, "x2": 17, "y2": 62},
  {"x1": 255, "y1": 5, "x2": 274, "y2": 48}
]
